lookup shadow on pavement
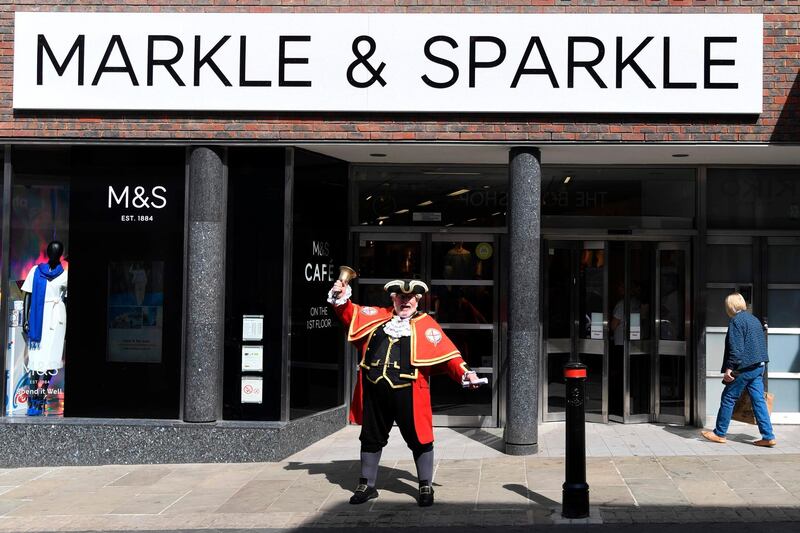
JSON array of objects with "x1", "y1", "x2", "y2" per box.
[
  {"x1": 660, "y1": 423, "x2": 764, "y2": 445},
  {"x1": 283, "y1": 460, "x2": 422, "y2": 499},
  {"x1": 658, "y1": 423, "x2": 703, "y2": 440},
  {"x1": 42, "y1": 524, "x2": 800, "y2": 533},
  {"x1": 504, "y1": 483, "x2": 560, "y2": 507},
  {"x1": 450, "y1": 427, "x2": 505, "y2": 450}
]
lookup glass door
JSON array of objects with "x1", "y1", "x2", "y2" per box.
[
  {"x1": 356, "y1": 233, "x2": 424, "y2": 307},
  {"x1": 354, "y1": 232, "x2": 499, "y2": 427},
  {"x1": 655, "y1": 243, "x2": 691, "y2": 424},
  {"x1": 543, "y1": 240, "x2": 608, "y2": 423},
  {"x1": 608, "y1": 242, "x2": 655, "y2": 423},
  {"x1": 429, "y1": 235, "x2": 497, "y2": 426}
]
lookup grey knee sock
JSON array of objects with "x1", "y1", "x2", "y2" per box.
[
  {"x1": 414, "y1": 450, "x2": 434, "y2": 485},
  {"x1": 360, "y1": 451, "x2": 381, "y2": 487}
]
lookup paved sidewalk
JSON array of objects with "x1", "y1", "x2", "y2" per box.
[{"x1": 0, "y1": 422, "x2": 798, "y2": 531}]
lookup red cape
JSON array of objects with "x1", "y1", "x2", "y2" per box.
[{"x1": 333, "y1": 301, "x2": 467, "y2": 445}]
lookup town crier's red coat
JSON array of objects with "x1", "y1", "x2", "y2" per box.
[{"x1": 332, "y1": 299, "x2": 469, "y2": 445}]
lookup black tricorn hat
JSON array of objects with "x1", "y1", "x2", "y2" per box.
[{"x1": 383, "y1": 279, "x2": 429, "y2": 295}]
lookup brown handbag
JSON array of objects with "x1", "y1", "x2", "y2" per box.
[{"x1": 731, "y1": 390, "x2": 775, "y2": 425}]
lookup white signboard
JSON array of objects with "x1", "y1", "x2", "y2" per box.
[
  {"x1": 14, "y1": 12, "x2": 762, "y2": 113},
  {"x1": 413, "y1": 212, "x2": 442, "y2": 222},
  {"x1": 241, "y1": 376, "x2": 263, "y2": 404},
  {"x1": 242, "y1": 315, "x2": 263, "y2": 342},
  {"x1": 241, "y1": 345, "x2": 263, "y2": 372},
  {"x1": 630, "y1": 313, "x2": 641, "y2": 341},
  {"x1": 590, "y1": 312, "x2": 604, "y2": 340}
]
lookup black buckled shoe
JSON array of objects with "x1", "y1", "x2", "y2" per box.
[
  {"x1": 418, "y1": 482, "x2": 434, "y2": 507},
  {"x1": 349, "y1": 478, "x2": 379, "y2": 505}
]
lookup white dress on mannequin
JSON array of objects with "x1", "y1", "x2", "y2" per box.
[{"x1": 21, "y1": 266, "x2": 68, "y2": 372}]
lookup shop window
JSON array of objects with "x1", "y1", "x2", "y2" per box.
[
  {"x1": 223, "y1": 148, "x2": 286, "y2": 421},
  {"x1": 767, "y1": 290, "x2": 800, "y2": 329},
  {"x1": 707, "y1": 169, "x2": 800, "y2": 230},
  {"x1": 4, "y1": 146, "x2": 185, "y2": 419},
  {"x1": 353, "y1": 166, "x2": 507, "y2": 227},
  {"x1": 541, "y1": 168, "x2": 695, "y2": 228},
  {"x1": 203, "y1": 146, "x2": 348, "y2": 422},
  {"x1": 705, "y1": 244, "x2": 752, "y2": 284},
  {"x1": 289, "y1": 150, "x2": 348, "y2": 420},
  {"x1": 768, "y1": 245, "x2": 800, "y2": 284}
]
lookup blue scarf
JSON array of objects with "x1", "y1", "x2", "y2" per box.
[{"x1": 29, "y1": 262, "x2": 64, "y2": 349}]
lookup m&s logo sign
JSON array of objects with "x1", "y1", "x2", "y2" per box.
[{"x1": 108, "y1": 185, "x2": 167, "y2": 209}]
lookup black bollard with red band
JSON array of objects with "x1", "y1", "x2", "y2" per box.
[{"x1": 562, "y1": 362, "x2": 590, "y2": 519}]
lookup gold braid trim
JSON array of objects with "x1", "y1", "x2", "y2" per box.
[
  {"x1": 348, "y1": 314, "x2": 390, "y2": 342},
  {"x1": 357, "y1": 329, "x2": 378, "y2": 367},
  {"x1": 409, "y1": 316, "x2": 462, "y2": 366},
  {"x1": 411, "y1": 350, "x2": 462, "y2": 367}
]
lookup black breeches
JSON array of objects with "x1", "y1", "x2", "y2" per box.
[{"x1": 359, "y1": 381, "x2": 433, "y2": 458}]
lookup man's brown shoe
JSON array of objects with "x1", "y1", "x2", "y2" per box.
[
  {"x1": 701, "y1": 431, "x2": 726, "y2": 443},
  {"x1": 753, "y1": 439, "x2": 777, "y2": 447}
]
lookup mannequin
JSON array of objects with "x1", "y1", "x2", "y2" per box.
[
  {"x1": 22, "y1": 240, "x2": 68, "y2": 416},
  {"x1": 444, "y1": 242, "x2": 472, "y2": 279}
]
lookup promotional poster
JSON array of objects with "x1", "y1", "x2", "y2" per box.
[{"x1": 107, "y1": 261, "x2": 164, "y2": 363}]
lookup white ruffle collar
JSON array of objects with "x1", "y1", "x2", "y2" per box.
[{"x1": 383, "y1": 315, "x2": 412, "y2": 338}]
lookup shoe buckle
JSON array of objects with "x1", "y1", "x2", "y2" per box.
[
  {"x1": 420, "y1": 485, "x2": 432, "y2": 495},
  {"x1": 356, "y1": 484, "x2": 368, "y2": 492}
]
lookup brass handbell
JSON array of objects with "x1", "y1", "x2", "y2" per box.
[{"x1": 333, "y1": 265, "x2": 358, "y2": 298}]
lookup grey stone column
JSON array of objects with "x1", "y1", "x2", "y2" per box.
[
  {"x1": 184, "y1": 147, "x2": 226, "y2": 423},
  {"x1": 504, "y1": 147, "x2": 541, "y2": 455}
]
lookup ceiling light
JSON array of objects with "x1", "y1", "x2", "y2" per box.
[
  {"x1": 417, "y1": 200, "x2": 433, "y2": 207},
  {"x1": 395, "y1": 209, "x2": 409, "y2": 214},
  {"x1": 671, "y1": 153, "x2": 689, "y2": 158},
  {"x1": 563, "y1": 175, "x2": 572, "y2": 184},
  {"x1": 467, "y1": 218, "x2": 477, "y2": 222},
  {"x1": 377, "y1": 216, "x2": 390, "y2": 220},
  {"x1": 370, "y1": 153, "x2": 387, "y2": 157},
  {"x1": 365, "y1": 195, "x2": 372, "y2": 201},
  {"x1": 445, "y1": 223, "x2": 454, "y2": 227},
  {"x1": 378, "y1": 220, "x2": 384, "y2": 225},
  {"x1": 447, "y1": 188, "x2": 470, "y2": 197},
  {"x1": 492, "y1": 211, "x2": 502, "y2": 216}
]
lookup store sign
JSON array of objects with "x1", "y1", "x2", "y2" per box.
[
  {"x1": 14, "y1": 12, "x2": 762, "y2": 113},
  {"x1": 107, "y1": 184, "x2": 169, "y2": 223},
  {"x1": 108, "y1": 186, "x2": 167, "y2": 209}
]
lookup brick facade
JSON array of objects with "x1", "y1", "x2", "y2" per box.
[{"x1": 1, "y1": 1, "x2": 798, "y2": 143}]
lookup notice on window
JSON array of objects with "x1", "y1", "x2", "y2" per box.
[
  {"x1": 241, "y1": 376, "x2": 263, "y2": 404},
  {"x1": 630, "y1": 313, "x2": 641, "y2": 340},
  {"x1": 242, "y1": 315, "x2": 264, "y2": 341},
  {"x1": 412, "y1": 212, "x2": 442, "y2": 222},
  {"x1": 241, "y1": 345, "x2": 263, "y2": 372},
  {"x1": 107, "y1": 261, "x2": 164, "y2": 363},
  {"x1": 590, "y1": 312, "x2": 604, "y2": 340}
]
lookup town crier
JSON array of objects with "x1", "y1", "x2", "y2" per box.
[{"x1": 328, "y1": 277, "x2": 485, "y2": 507}]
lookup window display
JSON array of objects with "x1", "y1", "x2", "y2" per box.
[
  {"x1": 21, "y1": 241, "x2": 68, "y2": 415},
  {"x1": 4, "y1": 146, "x2": 185, "y2": 419},
  {"x1": 4, "y1": 152, "x2": 70, "y2": 417}
]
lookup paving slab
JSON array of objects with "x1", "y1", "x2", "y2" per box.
[{"x1": 0, "y1": 423, "x2": 799, "y2": 531}]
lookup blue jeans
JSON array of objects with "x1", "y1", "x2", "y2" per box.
[{"x1": 714, "y1": 365, "x2": 775, "y2": 440}]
